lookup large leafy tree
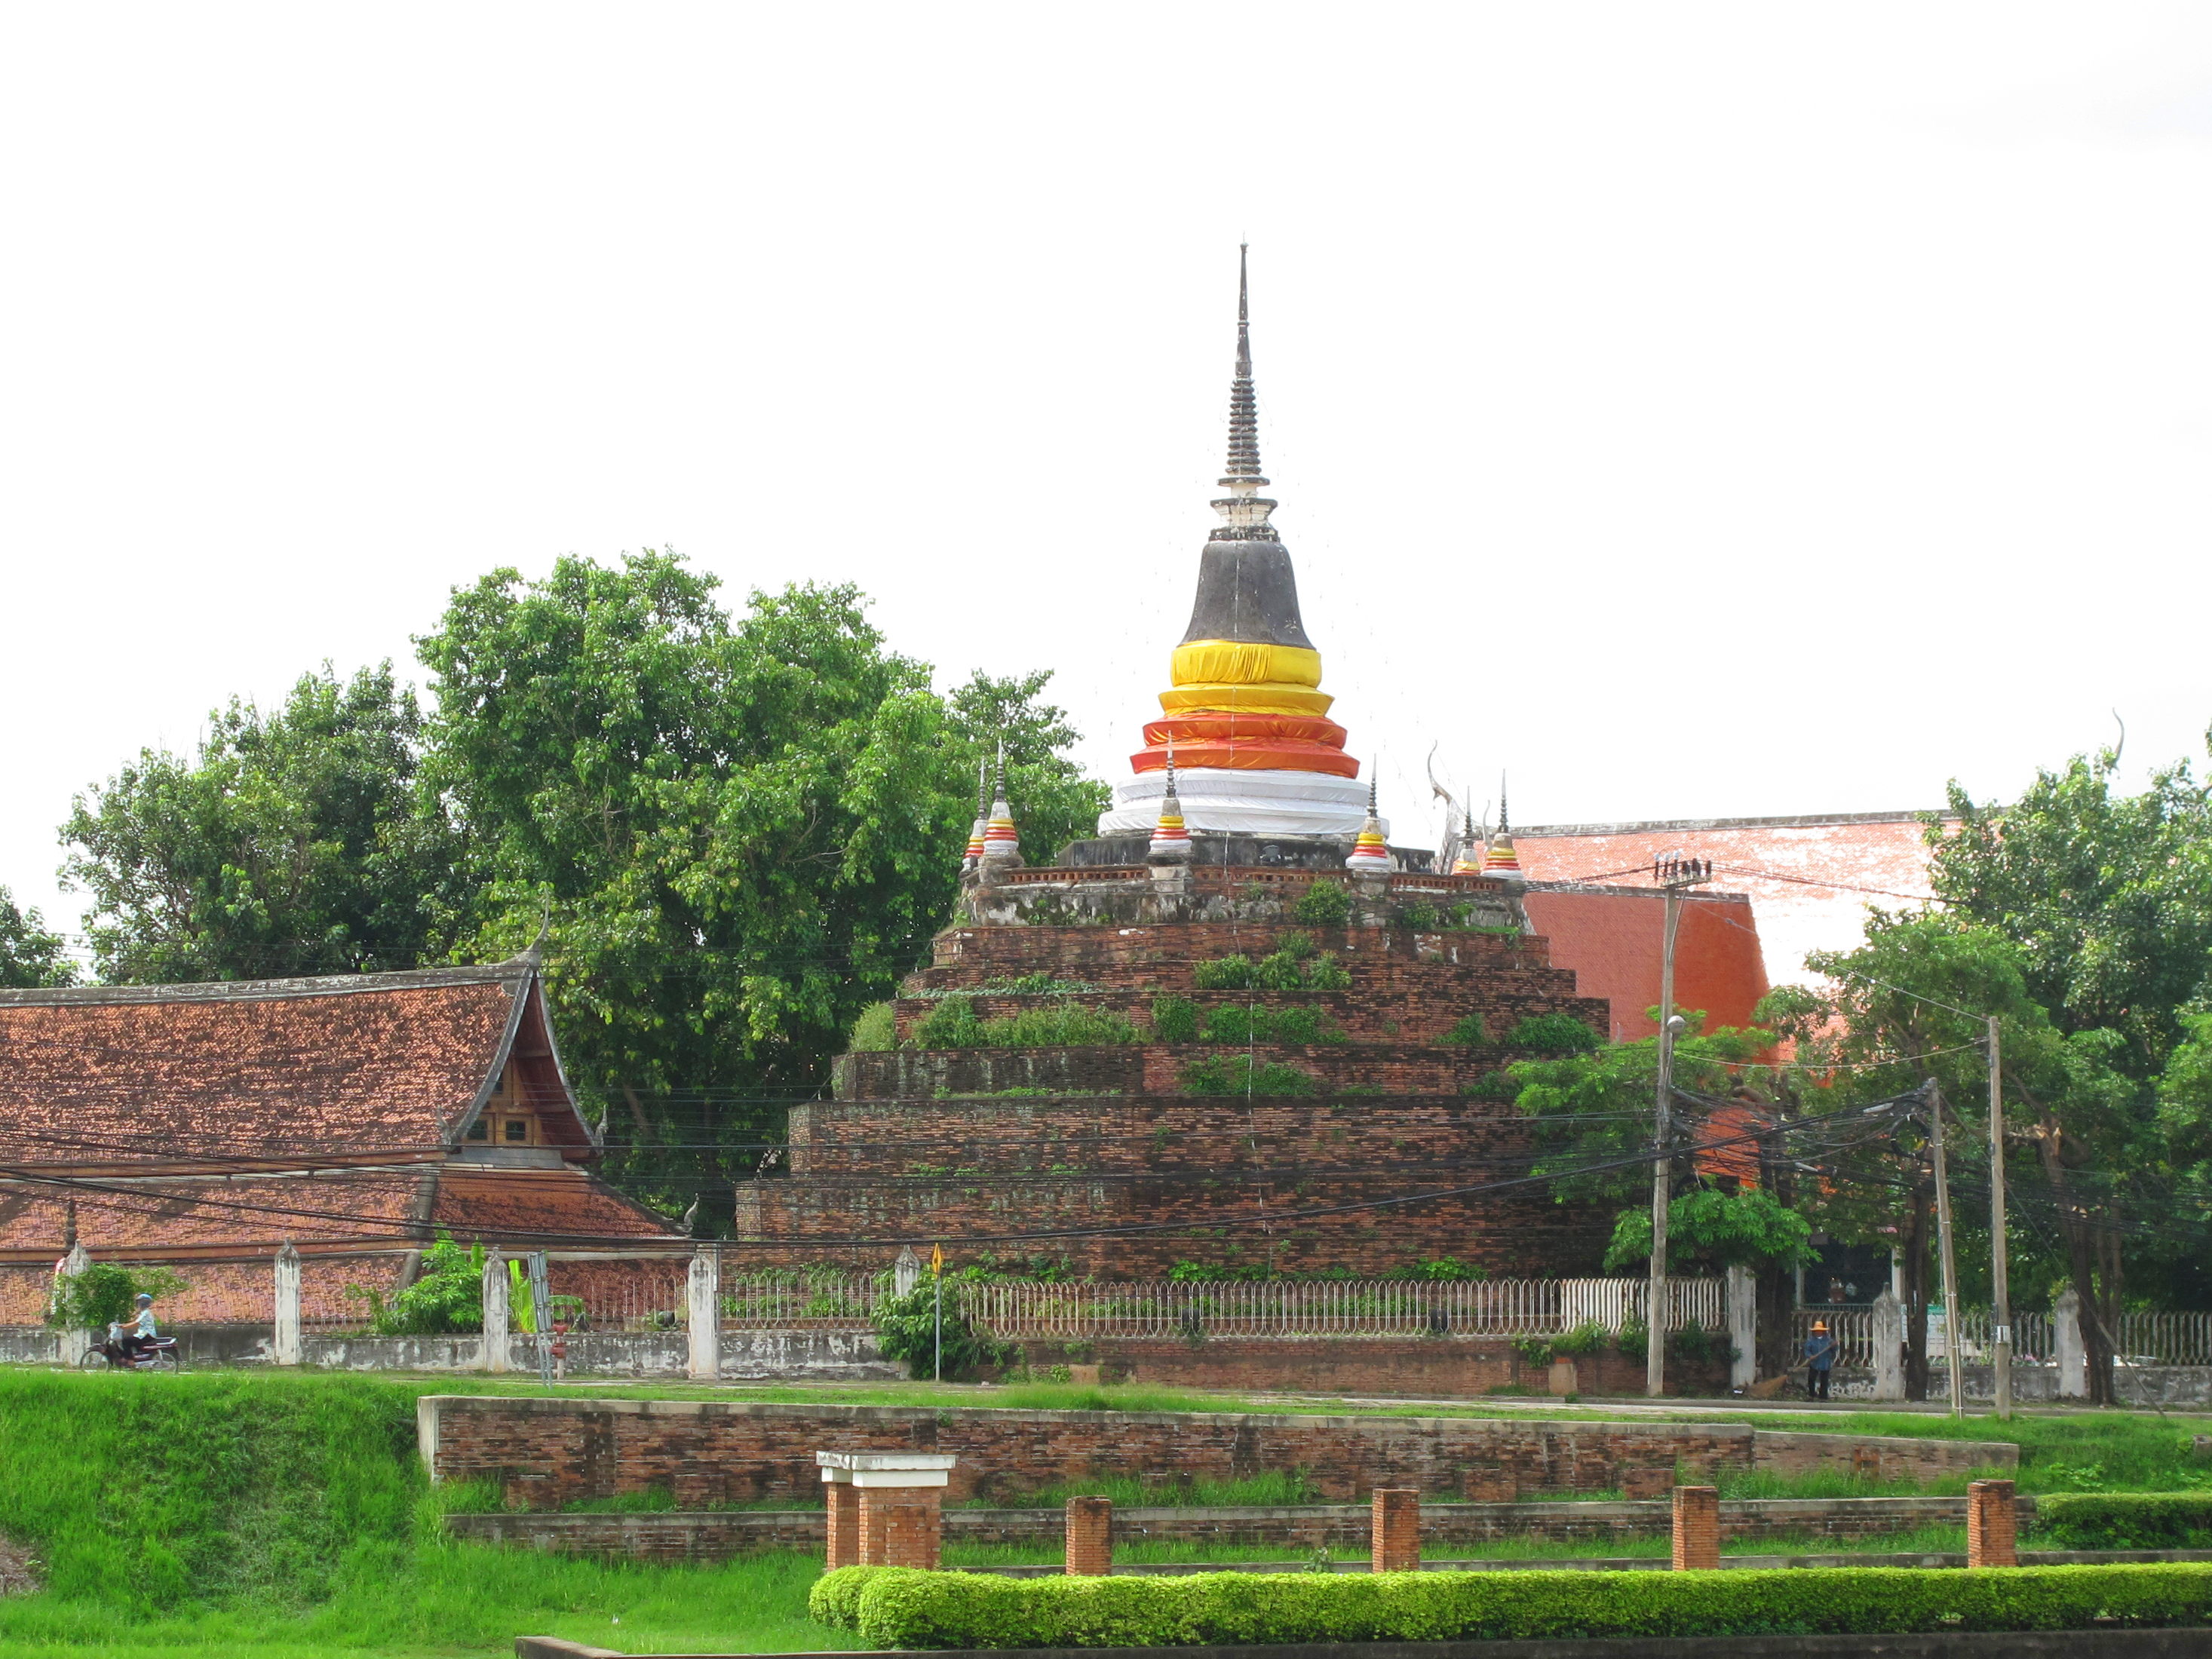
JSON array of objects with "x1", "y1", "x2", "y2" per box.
[
  {"x1": 61, "y1": 664, "x2": 462, "y2": 982},
  {"x1": 416, "y1": 550, "x2": 1104, "y2": 1225},
  {"x1": 1763, "y1": 912, "x2": 2149, "y2": 1400},
  {"x1": 0, "y1": 888, "x2": 75, "y2": 989},
  {"x1": 1931, "y1": 747, "x2": 2212, "y2": 1076}
]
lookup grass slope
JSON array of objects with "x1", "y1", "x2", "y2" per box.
[{"x1": 0, "y1": 1368, "x2": 2205, "y2": 1655}]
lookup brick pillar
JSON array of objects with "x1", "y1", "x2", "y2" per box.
[
  {"x1": 1967, "y1": 1480, "x2": 2017, "y2": 1568},
  {"x1": 825, "y1": 1480, "x2": 860, "y2": 1570},
  {"x1": 859, "y1": 1486, "x2": 942, "y2": 1569},
  {"x1": 1671, "y1": 1486, "x2": 1720, "y2": 1571},
  {"x1": 1371, "y1": 1488, "x2": 1422, "y2": 1574},
  {"x1": 1066, "y1": 1495, "x2": 1113, "y2": 1575}
]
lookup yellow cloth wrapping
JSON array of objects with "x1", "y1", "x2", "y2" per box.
[
  {"x1": 1170, "y1": 641, "x2": 1324, "y2": 689},
  {"x1": 1158, "y1": 683, "x2": 1336, "y2": 718}
]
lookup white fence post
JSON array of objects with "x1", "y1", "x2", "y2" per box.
[
  {"x1": 894, "y1": 1247, "x2": 921, "y2": 1298},
  {"x1": 1871, "y1": 1289, "x2": 1905, "y2": 1400},
  {"x1": 1725, "y1": 1264, "x2": 1756, "y2": 1388},
  {"x1": 687, "y1": 1247, "x2": 722, "y2": 1382},
  {"x1": 273, "y1": 1242, "x2": 302, "y2": 1366},
  {"x1": 2054, "y1": 1285, "x2": 2087, "y2": 1398},
  {"x1": 481, "y1": 1253, "x2": 510, "y2": 1373},
  {"x1": 54, "y1": 1243, "x2": 90, "y2": 1368}
]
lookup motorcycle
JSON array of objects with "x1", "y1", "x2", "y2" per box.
[{"x1": 82, "y1": 1334, "x2": 180, "y2": 1370}]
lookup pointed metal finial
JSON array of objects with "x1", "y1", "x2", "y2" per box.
[
  {"x1": 1221, "y1": 245, "x2": 1267, "y2": 490},
  {"x1": 975, "y1": 756, "x2": 990, "y2": 820},
  {"x1": 1498, "y1": 771, "x2": 1510, "y2": 836}
]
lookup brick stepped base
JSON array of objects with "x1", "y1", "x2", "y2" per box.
[
  {"x1": 747, "y1": 1094, "x2": 1591, "y2": 1276},
  {"x1": 749, "y1": 877, "x2": 1617, "y2": 1277},
  {"x1": 893, "y1": 989, "x2": 1585, "y2": 1044}
]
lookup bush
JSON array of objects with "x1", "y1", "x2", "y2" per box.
[
  {"x1": 1443, "y1": 1014, "x2": 1488, "y2": 1044},
  {"x1": 48, "y1": 1262, "x2": 189, "y2": 1334},
  {"x1": 913, "y1": 997, "x2": 1140, "y2": 1048},
  {"x1": 1179, "y1": 1056, "x2": 1319, "y2": 1096},
  {"x1": 1251, "y1": 950, "x2": 1308, "y2": 991},
  {"x1": 811, "y1": 1564, "x2": 893, "y2": 1630},
  {"x1": 2039, "y1": 1493, "x2": 2212, "y2": 1549},
  {"x1": 847, "y1": 1001, "x2": 897, "y2": 1051},
  {"x1": 1550, "y1": 1319, "x2": 1609, "y2": 1357},
  {"x1": 1508, "y1": 1012, "x2": 1602, "y2": 1053},
  {"x1": 914, "y1": 995, "x2": 986, "y2": 1048},
  {"x1": 1192, "y1": 955, "x2": 1256, "y2": 990},
  {"x1": 1399, "y1": 903, "x2": 1438, "y2": 931},
  {"x1": 1198, "y1": 1006, "x2": 1347, "y2": 1045},
  {"x1": 848, "y1": 1562, "x2": 2212, "y2": 1650},
  {"x1": 1304, "y1": 952, "x2": 1351, "y2": 989},
  {"x1": 870, "y1": 1282, "x2": 1016, "y2": 1381},
  {"x1": 1150, "y1": 995, "x2": 1200, "y2": 1042},
  {"x1": 1292, "y1": 881, "x2": 1351, "y2": 925},
  {"x1": 344, "y1": 1234, "x2": 483, "y2": 1335}
]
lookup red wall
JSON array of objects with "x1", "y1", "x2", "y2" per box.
[{"x1": 1522, "y1": 889, "x2": 1769, "y2": 1042}]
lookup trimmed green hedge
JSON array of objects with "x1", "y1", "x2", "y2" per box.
[
  {"x1": 818, "y1": 1563, "x2": 2212, "y2": 1649},
  {"x1": 810, "y1": 1564, "x2": 894, "y2": 1630},
  {"x1": 2039, "y1": 1494, "x2": 2212, "y2": 1550}
]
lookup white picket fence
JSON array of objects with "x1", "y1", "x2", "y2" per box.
[
  {"x1": 961, "y1": 1276, "x2": 1726, "y2": 1342},
  {"x1": 1789, "y1": 1305, "x2": 2212, "y2": 1369}
]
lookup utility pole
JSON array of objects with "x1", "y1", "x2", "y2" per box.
[
  {"x1": 1648, "y1": 856, "x2": 1711, "y2": 1398},
  {"x1": 1928, "y1": 1081, "x2": 1965, "y2": 1419},
  {"x1": 1987, "y1": 1016, "x2": 2012, "y2": 1420}
]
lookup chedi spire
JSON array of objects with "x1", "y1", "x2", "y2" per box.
[
  {"x1": 978, "y1": 755, "x2": 1024, "y2": 875},
  {"x1": 1481, "y1": 777, "x2": 1522, "y2": 879},
  {"x1": 1148, "y1": 747, "x2": 1193, "y2": 865},
  {"x1": 1097, "y1": 248, "x2": 1379, "y2": 842},
  {"x1": 1345, "y1": 774, "x2": 1391, "y2": 873},
  {"x1": 962, "y1": 758, "x2": 989, "y2": 879}
]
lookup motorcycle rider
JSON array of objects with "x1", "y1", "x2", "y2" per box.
[{"x1": 107, "y1": 1292, "x2": 158, "y2": 1362}]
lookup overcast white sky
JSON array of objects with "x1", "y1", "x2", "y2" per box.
[{"x1": 5, "y1": 4, "x2": 2210, "y2": 942}]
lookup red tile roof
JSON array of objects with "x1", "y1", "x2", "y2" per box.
[
  {"x1": 0, "y1": 961, "x2": 545, "y2": 1164},
  {"x1": 0, "y1": 958, "x2": 682, "y2": 1260}
]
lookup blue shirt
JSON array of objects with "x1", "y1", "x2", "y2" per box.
[{"x1": 1805, "y1": 1333, "x2": 1837, "y2": 1370}]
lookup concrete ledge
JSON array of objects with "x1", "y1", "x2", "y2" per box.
[
  {"x1": 971, "y1": 1549, "x2": 2212, "y2": 1578},
  {"x1": 514, "y1": 1629, "x2": 2212, "y2": 1659}
]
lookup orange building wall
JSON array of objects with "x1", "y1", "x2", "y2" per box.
[{"x1": 1523, "y1": 888, "x2": 1770, "y2": 1043}]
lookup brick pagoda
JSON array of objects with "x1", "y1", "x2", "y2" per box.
[{"x1": 737, "y1": 253, "x2": 1621, "y2": 1278}]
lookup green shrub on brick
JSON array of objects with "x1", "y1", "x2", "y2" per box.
[
  {"x1": 1180, "y1": 1056, "x2": 1318, "y2": 1096},
  {"x1": 810, "y1": 1564, "x2": 892, "y2": 1630},
  {"x1": 2039, "y1": 1493, "x2": 2212, "y2": 1550},
  {"x1": 848, "y1": 1562, "x2": 2212, "y2": 1651},
  {"x1": 1192, "y1": 954, "x2": 1256, "y2": 990},
  {"x1": 1150, "y1": 995, "x2": 1200, "y2": 1042},
  {"x1": 1443, "y1": 1013, "x2": 1488, "y2": 1044},
  {"x1": 1292, "y1": 880, "x2": 1351, "y2": 925},
  {"x1": 1508, "y1": 1011, "x2": 1602, "y2": 1053}
]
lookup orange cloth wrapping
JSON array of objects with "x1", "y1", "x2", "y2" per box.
[
  {"x1": 1131, "y1": 741, "x2": 1361, "y2": 777},
  {"x1": 1143, "y1": 714, "x2": 1349, "y2": 749}
]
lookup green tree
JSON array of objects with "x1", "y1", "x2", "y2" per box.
[
  {"x1": 416, "y1": 550, "x2": 1103, "y2": 1225},
  {"x1": 60, "y1": 663, "x2": 462, "y2": 982},
  {"x1": 1931, "y1": 747, "x2": 2212, "y2": 1077},
  {"x1": 0, "y1": 888, "x2": 75, "y2": 988},
  {"x1": 1765, "y1": 911, "x2": 2146, "y2": 1403}
]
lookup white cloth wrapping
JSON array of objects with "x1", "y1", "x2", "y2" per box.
[{"x1": 1098, "y1": 768, "x2": 1387, "y2": 837}]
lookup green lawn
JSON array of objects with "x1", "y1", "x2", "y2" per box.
[{"x1": 0, "y1": 1366, "x2": 2206, "y2": 1655}]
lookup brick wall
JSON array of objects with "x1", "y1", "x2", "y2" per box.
[
  {"x1": 834, "y1": 1042, "x2": 1597, "y2": 1101},
  {"x1": 418, "y1": 1396, "x2": 2003, "y2": 1513}
]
